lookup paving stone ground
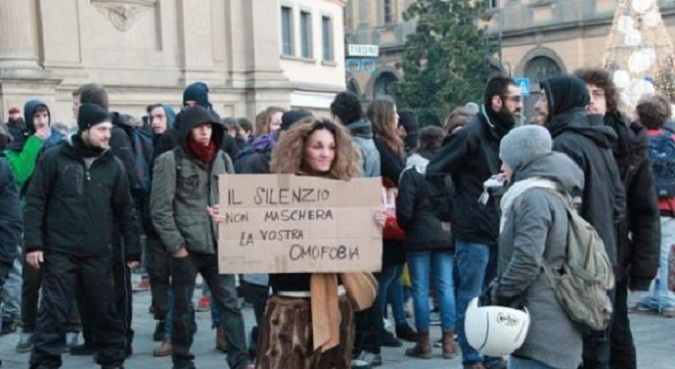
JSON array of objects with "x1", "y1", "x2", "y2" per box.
[{"x1": 0, "y1": 274, "x2": 674, "y2": 368}]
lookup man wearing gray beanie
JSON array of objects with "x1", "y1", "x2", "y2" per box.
[{"x1": 492, "y1": 126, "x2": 587, "y2": 369}]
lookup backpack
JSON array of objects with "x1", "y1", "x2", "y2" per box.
[
  {"x1": 124, "y1": 124, "x2": 154, "y2": 195},
  {"x1": 540, "y1": 191, "x2": 615, "y2": 331},
  {"x1": 648, "y1": 130, "x2": 675, "y2": 198}
]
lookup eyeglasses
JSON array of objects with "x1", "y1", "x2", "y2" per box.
[{"x1": 504, "y1": 95, "x2": 522, "y2": 103}]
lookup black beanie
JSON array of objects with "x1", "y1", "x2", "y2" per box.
[
  {"x1": 280, "y1": 110, "x2": 312, "y2": 131},
  {"x1": 78, "y1": 104, "x2": 110, "y2": 132},
  {"x1": 183, "y1": 82, "x2": 210, "y2": 109}
]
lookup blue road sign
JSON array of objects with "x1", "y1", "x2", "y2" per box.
[{"x1": 515, "y1": 77, "x2": 531, "y2": 97}]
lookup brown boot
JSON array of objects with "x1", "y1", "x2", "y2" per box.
[
  {"x1": 152, "y1": 339, "x2": 172, "y2": 357},
  {"x1": 442, "y1": 331, "x2": 459, "y2": 359},
  {"x1": 216, "y1": 326, "x2": 228, "y2": 352},
  {"x1": 404, "y1": 331, "x2": 431, "y2": 359}
]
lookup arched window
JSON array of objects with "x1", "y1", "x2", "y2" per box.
[
  {"x1": 524, "y1": 56, "x2": 562, "y2": 84},
  {"x1": 374, "y1": 72, "x2": 398, "y2": 98}
]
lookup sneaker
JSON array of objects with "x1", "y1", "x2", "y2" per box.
[
  {"x1": 196, "y1": 296, "x2": 211, "y2": 312},
  {"x1": 351, "y1": 351, "x2": 382, "y2": 368},
  {"x1": 379, "y1": 330, "x2": 402, "y2": 347},
  {"x1": 429, "y1": 312, "x2": 441, "y2": 326},
  {"x1": 65, "y1": 332, "x2": 79, "y2": 352},
  {"x1": 153, "y1": 320, "x2": 166, "y2": 342},
  {"x1": 630, "y1": 302, "x2": 657, "y2": 314},
  {"x1": 16, "y1": 332, "x2": 33, "y2": 353},
  {"x1": 153, "y1": 339, "x2": 172, "y2": 357},
  {"x1": 133, "y1": 276, "x2": 151, "y2": 292},
  {"x1": 0, "y1": 320, "x2": 17, "y2": 335},
  {"x1": 661, "y1": 306, "x2": 675, "y2": 318}
]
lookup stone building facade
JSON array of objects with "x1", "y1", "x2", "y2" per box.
[
  {"x1": 345, "y1": 0, "x2": 675, "y2": 117},
  {"x1": 0, "y1": 0, "x2": 346, "y2": 125}
]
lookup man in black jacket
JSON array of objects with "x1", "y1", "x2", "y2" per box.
[
  {"x1": 24, "y1": 104, "x2": 140, "y2": 369},
  {"x1": 536, "y1": 75, "x2": 626, "y2": 369},
  {"x1": 427, "y1": 76, "x2": 520, "y2": 369},
  {"x1": 575, "y1": 68, "x2": 659, "y2": 369}
]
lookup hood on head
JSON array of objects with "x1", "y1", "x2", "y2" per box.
[
  {"x1": 162, "y1": 104, "x2": 177, "y2": 129},
  {"x1": 511, "y1": 152, "x2": 584, "y2": 195},
  {"x1": 541, "y1": 76, "x2": 590, "y2": 119},
  {"x1": 23, "y1": 99, "x2": 50, "y2": 134},
  {"x1": 177, "y1": 106, "x2": 224, "y2": 150},
  {"x1": 345, "y1": 118, "x2": 374, "y2": 139}
]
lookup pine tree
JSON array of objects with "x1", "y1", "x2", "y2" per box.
[
  {"x1": 393, "y1": 0, "x2": 495, "y2": 126},
  {"x1": 603, "y1": 0, "x2": 675, "y2": 111}
]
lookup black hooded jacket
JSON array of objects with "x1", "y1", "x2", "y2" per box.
[
  {"x1": 23, "y1": 135, "x2": 141, "y2": 261},
  {"x1": 604, "y1": 111, "x2": 659, "y2": 289},
  {"x1": 542, "y1": 76, "x2": 626, "y2": 274},
  {"x1": 427, "y1": 105, "x2": 515, "y2": 246}
]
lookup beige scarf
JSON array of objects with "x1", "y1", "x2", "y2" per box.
[{"x1": 309, "y1": 273, "x2": 341, "y2": 352}]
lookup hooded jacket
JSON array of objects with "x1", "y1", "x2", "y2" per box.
[
  {"x1": 542, "y1": 76, "x2": 626, "y2": 274},
  {"x1": 23, "y1": 134, "x2": 140, "y2": 261},
  {"x1": 426, "y1": 105, "x2": 515, "y2": 246},
  {"x1": 494, "y1": 152, "x2": 584, "y2": 369},
  {"x1": 153, "y1": 105, "x2": 180, "y2": 160},
  {"x1": 234, "y1": 133, "x2": 276, "y2": 174},
  {"x1": 345, "y1": 119, "x2": 381, "y2": 178},
  {"x1": 150, "y1": 106, "x2": 233, "y2": 255},
  {"x1": 396, "y1": 150, "x2": 452, "y2": 252},
  {"x1": 603, "y1": 111, "x2": 659, "y2": 290},
  {"x1": 0, "y1": 159, "x2": 22, "y2": 267},
  {"x1": 5, "y1": 100, "x2": 63, "y2": 191}
]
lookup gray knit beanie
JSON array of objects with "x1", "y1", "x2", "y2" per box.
[{"x1": 499, "y1": 125, "x2": 552, "y2": 169}]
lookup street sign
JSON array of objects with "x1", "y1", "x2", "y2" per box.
[
  {"x1": 515, "y1": 77, "x2": 531, "y2": 97},
  {"x1": 348, "y1": 44, "x2": 379, "y2": 58}
]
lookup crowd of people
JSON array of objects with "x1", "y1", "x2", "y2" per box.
[{"x1": 0, "y1": 66, "x2": 672, "y2": 369}]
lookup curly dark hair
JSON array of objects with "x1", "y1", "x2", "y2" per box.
[
  {"x1": 636, "y1": 94, "x2": 672, "y2": 130},
  {"x1": 574, "y1": 68, "x2": 618, "y2": 114}
]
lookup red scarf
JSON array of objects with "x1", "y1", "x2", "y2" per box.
[{"x1": 188, "y1": 138, "x2": 217, "y2": 163}]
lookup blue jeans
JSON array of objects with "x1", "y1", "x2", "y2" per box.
[
  {"x1": 455, "y1": 240, "x2": 501, "y2": 367},
  {"x1": 408, "y1": 250, "x2": 456, "y2": 332},
  {"x1": 639, "y1": 216, "x2": 675, "y2": 310},
  {"x1": 2, "y1": 248, "x2": 22, "y2": 321},
  {"x1": 509, "y1": 356, "x2": 556, "y2": 369},
  {"x1": 387, "y1": 265, "x2": 407, "y2": 325},
  {"x1": 375, "y1": 265, "x2": 401, "y2": 324}
]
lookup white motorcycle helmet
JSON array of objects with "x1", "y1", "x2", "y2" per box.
[{"x1": 464, "y1": 297, "x2": 530, "y2": 357}]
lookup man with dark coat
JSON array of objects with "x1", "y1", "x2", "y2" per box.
[
  {"x1": 427, "y1": 76, "x2": 521, "y2": 369},
  {"x1": 24, "y1": 104, "x2": 140, "y2": 369},
  {"x1": 535, "y1": 75, "x2": 626, "y2": 369},
  {"x1": 574, "y1": 68, "x2": 659, "y2": 369}
]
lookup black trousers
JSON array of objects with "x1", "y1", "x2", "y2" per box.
[
  {"x1": 29, "y1": 251, "x2": 126, "y2": 368},
  {"x1": 581, "y1": 287, "x2": 617, "y2": 369},
  {"x1": 353, "y1": 272, "x2": 385, "y2": 355},
  {"x1": 145, "y1": 234, "x2": 171, "y2": 321},
  {"x1": 171, "y1": 253, "x2": 249, "y2": 369},
  {"x1": 609, "y1": 278, "x2": 636, "y2": 369},
  {"x1": 112, "y1": 242, "x2": 134, "y2": 352}
]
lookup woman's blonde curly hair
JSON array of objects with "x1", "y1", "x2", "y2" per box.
[{"x1": 270, "y1": 118, "x2": 362, "y2": 180}]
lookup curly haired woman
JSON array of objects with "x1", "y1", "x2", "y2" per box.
[{"x1": 250, "y1": 118, "x2": 384, "y2": 369}]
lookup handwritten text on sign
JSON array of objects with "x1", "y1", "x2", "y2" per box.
[{"x1": 217, "y1": 174, "x2": 383, "y2": 274}]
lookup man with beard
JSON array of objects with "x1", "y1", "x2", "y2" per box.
[
  {"x1": 535, "y1": 75, "x2": 626, "y2": 369},
  {"x1": 427, "y1": 76, "x2": 520, "y2": 369},
  {"x1": 24, "y1": 104, "x2": 140, "y2": 369},
  {"x1": 574, "y1": 68, "x2": 659, "y2": 369}
]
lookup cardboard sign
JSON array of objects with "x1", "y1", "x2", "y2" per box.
[{"x1": 217, "y1": 174, "x2": 383, "y2": 274}]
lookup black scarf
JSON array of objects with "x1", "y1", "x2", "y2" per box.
[
  {"x1": 72, "y1": 134, "x2": 106, "y2": 158},
  {"x1": 483, "y1": 105, "x2": 516, "y2": 139}
]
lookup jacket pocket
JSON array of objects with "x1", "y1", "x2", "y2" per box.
[
  {"x1": 56, "y1": 164, "x2": 84, "y2": 197},
  {"x1": 176, "y1": 215, "x2": 213, "y2": 254}
]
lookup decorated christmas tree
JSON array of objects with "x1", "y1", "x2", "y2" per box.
[{"x1": 603, "y1": 0, "x2": 675, "y2": 112}]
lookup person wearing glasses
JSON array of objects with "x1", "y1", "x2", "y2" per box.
[{"x1": 426, "y1": 77, "x2": 521, "y2": 369}]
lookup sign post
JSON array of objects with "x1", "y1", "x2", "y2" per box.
[
  {"x1": 515, "y1": 77, "x2": 531, "y2": 97},
  {"x1": 217, "y1": 174, "x2": 383, "y2": 274}
]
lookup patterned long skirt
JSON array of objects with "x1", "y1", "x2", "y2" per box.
[{"x1": 256, "y1": 295, "x2": 355, "y2": 369}]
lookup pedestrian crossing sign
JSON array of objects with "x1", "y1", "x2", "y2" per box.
[{"x1": 515, "y1": 77, "x2": 531, "y2": 97}]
